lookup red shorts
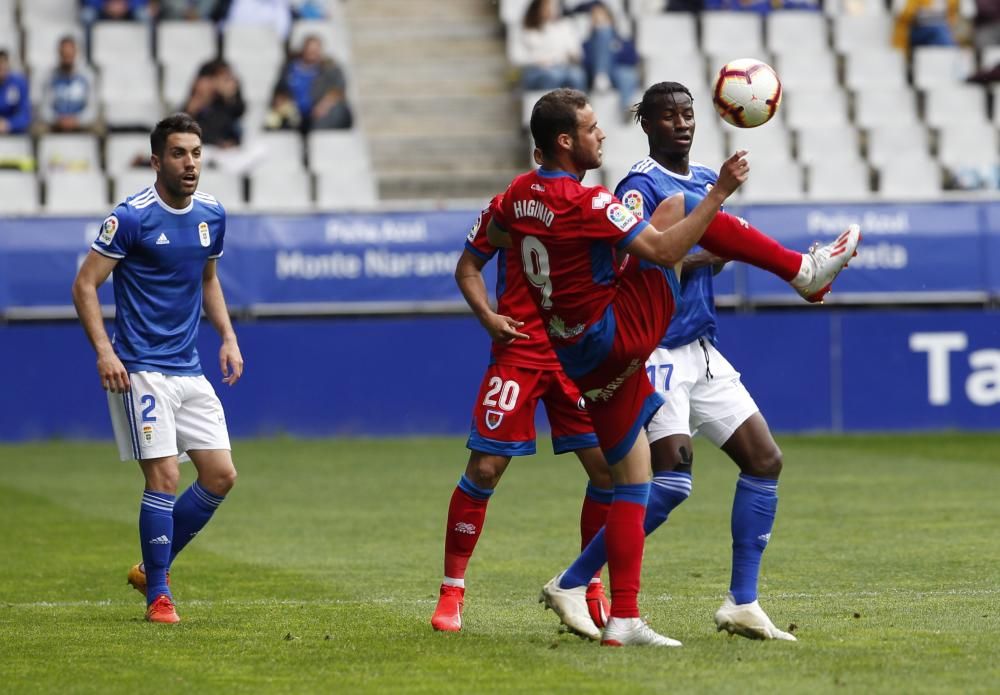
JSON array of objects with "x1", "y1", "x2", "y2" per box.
[
  {"x1": 571, "y1": 264, "x2": 678, "y2": 464},
  {"x1": 467, "y1": 363, "x2": 598, "y2": 457}
]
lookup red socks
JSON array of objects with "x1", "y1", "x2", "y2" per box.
[
  {"x1": 605, "y1": 499, "x2": 646, "y2": 618},
  {"x1": 700, "y1": 211, "x2": 802, "y2": 281},
  {"x1": 443, "y1": 487, "x2": 490, "y2": 580}
]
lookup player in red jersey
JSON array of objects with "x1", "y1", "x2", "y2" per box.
[
  {"x1": 430, "y1": 194, "x2": 614, "y2": 634},
  {"x1": 488, "y1": 88, "x2": 840, "y2": 646}
]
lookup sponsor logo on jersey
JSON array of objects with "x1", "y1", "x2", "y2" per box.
[
  {"x1": 198, "y1": 221, "x2": 211, "y2": 247},
  {"x1": 485, "y1": 409, "x2": 504, "y2": 430},
  {"x1": 547, "y1": 315, "x2": 585, "y2": 340},
  {"x1": 621, "y1": 190, "x2": 644, "y2": 218},
  {"x1": 466, "y1": 211, "x2": 483, "y2": 243},
  {"x1": 606, "y1": 203, "x2": 638, "y2": 232},
  {"x1": 591, "y1": 191, "x2": 613, "y2": 209},
  {"x1": 530, "y1": 183, "x2": 545, "y2": 192},
  {"x1": 98, "y1": 215, "x2": 118, "y2": 245}
]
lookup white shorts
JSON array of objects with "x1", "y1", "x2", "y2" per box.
[
  {"x1": 645, "y1": 339, "x2": 759, "y2": 448},
  {"x1": 108, "y1": 371, "x2": 231, "y2": 462}
]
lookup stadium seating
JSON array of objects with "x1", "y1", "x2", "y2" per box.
[
  {"x1": 0, "y1": 171, "x2": 39, "y2": 214},
  {"x1": 807, "y1": 159, "x2": 873, "y2": 201},
  {"x1": 249, "y1": 168, "x2": 313, "y2": 212},
  {"x1": 44, "y1": 171, "x2": 108, "y2": 213}
]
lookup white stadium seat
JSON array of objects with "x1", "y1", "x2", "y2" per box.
[
  {"x1": 90, "y1": 22, "x2": 152, "y2": 71},
  {"x1": 156, "y1": 21, "x2": 218, "y2": 76},
  {"x1": 831, "y1": 12, "x2": 893, "y2": 53},
  {"x1": 636, "y1": 14, "x2": 698, "y2": 58},
  {"x1": 783, "y1": 87, "x2": 851, "y2": 129},
  {"x1": 702, "y1": 12, "x2": 765, "y2": 58},
  {"x1": 796, "y1": 125, "x2": 862, "y2": 166},
  {"x1": 45, "y1": 171, "x2": 108, "y2": 214},
  {"x1": 912, "y1": 46, "x2": 976, "y2": 89},
  {"x1": 807, "y1": 159, "x2": 873, "y2": 201},
  {"x1": 249, "y1": 168, "x2": 313, "y2": 212},
  {"x1": 197, "y1": 170, "x2": 246, "y2": 211},
  {"x1": 922, "y1": 86, "x2": 989, "y2": 129},
  {"x1": 766, "y1": 11, "x2": 829, "y2": 57},
  {"x1": 24, "y1": 24, "x2": 84, "y2": 75},
  {"x1": 37, "y1": 133, "x2": 101, "y2": 175},
  {"x1": 0, "y1": 171, "x2": 40, "y2": 214},
  {"x1": 843, "y1": 49, "x2": 907, "y2": 90},
  {"x1": 865, "y1": 123, "x2": 931, "y2": 168},
  {"x1": 774, "y1": 51, "x2": 839, "y2": 91},
  {"x1": 307, "y1": 129, "x2": 372, "y2": 174},
  {"x1": 113, "y1": 171, "x2": 155, "y2": 202},
  {"x1": 852, "y1": 86, "x2": 920, "y2": 128},
  {"x1": 877, "y1": 154, "x2": 942, "y2": 199},
  {"x1": 105, "y1": 133, "x2": 152, "y2": 176},
  {"x1": 738, "y1": 159, "x2": 804, "y2": 202},
  {"x1": 316, "y1": 169, "x2": 379, "y2": 210}
]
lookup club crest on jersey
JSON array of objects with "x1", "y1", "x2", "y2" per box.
[
  {"x1": 591, "y1": 191, "x2": 613, "y2": 209},
  {"x1": 606, "y1": 203, "x2": 638, "y2": 232},
  {"x1": 485, "y1": 409, "x2": 504, "y2": 430},
  {"x1": 466, "y1": 212, "x2": 483, "y2": 243},
  {"x1": 621, "y1": 190, "x2": 644, "y2": 219},
  {"x1": 198, "y1": 221, "x2": 211, "y2": 247},
  {"x1": 142, "y1": 424, "x2": 153, "y2": 444},
  {"x1": 99, "y1": 215, "x2": 118, "y2": 245}
]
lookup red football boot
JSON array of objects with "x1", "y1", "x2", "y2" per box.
[{"x1": 430, "y1": 584, "x2": 464, "y2": 632}]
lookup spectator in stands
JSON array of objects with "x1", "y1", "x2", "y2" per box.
[
  {"x1": 223, "y1": 0, "x2": 293, "y2": 40},
  {"x1": 183, "y1": 59, "x2": 245, "y2": 148},
  {"x1": 272, "y1": 35, "x2": 352, "y2": 131},
  {"x1": 514, "y1": 0, "x2": 587, "y2": 92},
  {"x1": 81, "y1": 0, "x2": 151, "y2": 21},
  {"x1": 893, "y1": 0, "x2": 959, "y2": 53},
  {"x1": 972, "y1": 0, "x2": 1000, "y2": 48},
  {"x1": 40, "y1": 36, "x2": 98, "y2": 133},
  {"x1": 580, "y1": 2, "x2": 639, "y2": 116},
  {"x1": 701, "y1": 0, "x2": 819, "y2": 9},
  {"x1": 0, "y1": 49, "x2": 30, "y2": 135},
  {"x1": 158, "y1": 0, "x2": 221, "y2": 20}
]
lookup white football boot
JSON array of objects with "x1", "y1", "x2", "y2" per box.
[
  {"x1": 714, "y1": 593, "x2": 797, "y2": 641},
  {"x1": 539, "y1": 572, "x2": 601, "y2": 640},
  {"x1": 601, "y1": 617, "x2": 682, "y2": 647},
  {"x1": 791, "y1": 224, "x2": 862, "y2": 303}
]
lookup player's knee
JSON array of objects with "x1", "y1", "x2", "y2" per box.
[
  {"x1": 466, "y1": 453, "x2": 507, "y2": 489},
  {"x1": 203, "y1": 466, "x2": 237, "y2": 496},
  {"x1": 746, "y1": 446, "x2": 782, "y2": 479},
  {"x1": 145, "y1": 466, "x2": 180, "y2": 495}
]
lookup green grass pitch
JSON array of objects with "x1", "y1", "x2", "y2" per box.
[{"x1": 1, "y1": 434, "x2": 998, "y2": 693}]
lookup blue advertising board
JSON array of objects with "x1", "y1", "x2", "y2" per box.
[
  {"x1": 2, "y1": 200, "x2": 1000, "y2": 318},
  {"x1": 1, "y1": 310, "x2": 996, "y2": 442}
]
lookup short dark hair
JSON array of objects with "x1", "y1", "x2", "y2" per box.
[
  {"x1": 0, "y1": 49, "x2": 8, "y2": 61},
  {"x1": 150, "y1": 113, "x2": 203, "y2": 156},
  {"x1": 632, "y1": 82, "x2": 694, "y2": 125},
  {"x1": 530, "y1": 88, "x2": 589, "y2": 160}
]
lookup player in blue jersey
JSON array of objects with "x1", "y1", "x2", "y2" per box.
[
  {"x1": 71, "y1": 113, "x2": 243, "y2": 624},
  {"x1": 545, "y1": 82, "x2": 861, "y2": 641}
]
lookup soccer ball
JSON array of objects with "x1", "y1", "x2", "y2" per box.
[{"x1": 712, "y1": 59, "x2": 782, "y2": 128}]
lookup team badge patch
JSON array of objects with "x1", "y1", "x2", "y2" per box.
[
  {"x1": 606, "y1": 203, "x2": 638, "y2": 232},
  {"x1": 98, "y1": 215, "x2": 118, "y2": 245},
  {"x1": 198, "y1": 221, "x2": 211, "y2": 247},
  {"x1": 621, "y1": 190, "x2": 644, "y2": 219},
  {"x1": 466, "y1": 212, "x2": 483, "y2": 243},
  {"x1": 142, "y1": 424, "x2": 153, "y2": 444},
  {"x1": 485, "y1": 409, "x2": 504, "y2": 430}
]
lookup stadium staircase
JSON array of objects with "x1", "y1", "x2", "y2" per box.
[{"x1": 346, "y1": 0, "x2": 525, "y2": 202}]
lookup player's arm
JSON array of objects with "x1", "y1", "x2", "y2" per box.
[
  {"x1": 683, "y1": 250, "x2": 728, "y2": 276},
  {"x1": 486, "y1": 219, "x2": 512, "y2": 249},
  {"x1": 624, "y1": 151, "x2": 747, "y2": 269},
  {"x1": 72, "y1": 250, "x2": 130, "y2": 393},
  {"x1": 455, "y1": 249, "x2": 529, "y2": 344},
  {"x1": 202, "y1": 259, "x2": 244, "y2": 386}
]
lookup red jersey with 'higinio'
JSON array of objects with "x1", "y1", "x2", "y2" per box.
[
  {"x1": 464, "y1": 194, "x2": 560, "y2": 370},
  {"x1": 491, "y1": 169, "x2": 648, "y2": 351}
]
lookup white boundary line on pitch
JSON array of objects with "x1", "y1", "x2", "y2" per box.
[{"x1": 5, "y1": 587, "x2": 999, "y2": 610}]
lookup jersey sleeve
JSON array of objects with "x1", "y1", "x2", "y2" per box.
[
  {"x1": 614, "y1": 174, "x2": 662, "y2": 221},
  {"x1": 463, "y1": 202, "x2": 499, "y2": 262},
  {"x1": 579, "y1": 186, "x2": 648, "y2": 250},
  {"x1": 209, "y1": 205, "x2": 226, "y2": 259},
  {"x1": 91, "y1": 204, "x2": 138, "y2": 259}
]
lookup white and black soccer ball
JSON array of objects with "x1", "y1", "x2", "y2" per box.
[{"x1": 712, "y1": 59, "x2": 782, "y2": 128}]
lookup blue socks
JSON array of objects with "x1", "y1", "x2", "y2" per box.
[
  {"x1": 170, "y1": 481, "x2": 225, "y2": 564},
  {"x1": 559, "y1": 471, "x2": 692, "y2": 589},
  {"x1": 139, "y1": 490, "x2": 175, "y2": 605},
  {"x1": 730, "y1": 474, "x2": 779, "y2": 605}
]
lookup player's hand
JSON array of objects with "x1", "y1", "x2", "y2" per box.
[
  {"x1": 97, "y1": 348, "x2": 130, "y2": 393},
  {"x1": 220, "y1": 340, "x2": 244, "y2": 386},
  {"x1": 483, "y1": 313, "x2": 530, "y2": 344},
  {"x1": 716, "y1": 150, "x2": 749, "y2": 196}
]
